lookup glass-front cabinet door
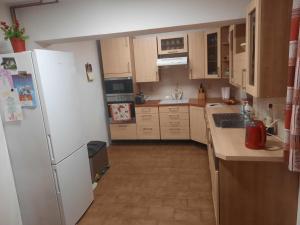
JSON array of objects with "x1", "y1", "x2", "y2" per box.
[
  {"x1": 205, "y1": 29, "x2": 221, "y2": 79},
  {"x1": 246, "y1": 0, "x2": 259, "y2": 97}
]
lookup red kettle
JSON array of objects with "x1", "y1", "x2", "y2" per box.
[{"x1": 245, "y1": 120, "x2": 266, "y2": 150}]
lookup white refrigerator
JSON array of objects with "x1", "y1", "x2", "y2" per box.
[{"x1": 0, "y1": 50, "x2": 94, "y2": 225}]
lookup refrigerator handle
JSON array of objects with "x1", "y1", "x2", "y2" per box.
[
  {"x1": 47, "y1": 134, "x2": 55, "y2": 163},
  {"x1": 53, "y1": 168, "x2": 61, "y2": 194}
]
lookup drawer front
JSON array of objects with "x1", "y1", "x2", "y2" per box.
[
  {"x1": 159, "y1": 106, "x2": 189, "y2": 113},
  {"x1": 135, "y1": 107, "x2": 158, "y2": 114},
  {"x1": 110, "y1": 124, "x2": 137, "y2": 140},
  {"x1": 137, "y1": 125, "x2": 160, "y2": 140},
  {"x1": 159, "y1": 112, "x2": 189, "y2": 122},
  {"x1": 136, "y1": 113, "x2": 159, "y2": 125},
  {"x1": 160, "y1": 119, "x2": 189, "y2": 127},
  {"x1": 160, "y1": 127, "x2": 190, "y2": 140}
]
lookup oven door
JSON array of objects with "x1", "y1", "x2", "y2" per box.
[
  {"x1": 107, "y1": 101, "x2": 135, "y2": 122},
  {"x1": 104, "y1": 77, "x2": 133, "y2": 95}
]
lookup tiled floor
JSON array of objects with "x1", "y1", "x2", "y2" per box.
[{"x1": 78, "y1": 142, "x2": 215, "y2": 225}]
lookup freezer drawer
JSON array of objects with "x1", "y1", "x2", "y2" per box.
[{"x1": 53, "y1": 145, "x2": 94, "y2": 225}]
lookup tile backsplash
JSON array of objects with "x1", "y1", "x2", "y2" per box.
[
  {"x1": 139, "y1": 67, "x2": 238, "y2": 100},
  {"x1": 253, "y1": 97, "x2": 285, "y2": 140}
]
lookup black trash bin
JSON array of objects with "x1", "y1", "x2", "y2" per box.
[{"x1": 87, "y1": 141, "x2": 109, "y2": 183}]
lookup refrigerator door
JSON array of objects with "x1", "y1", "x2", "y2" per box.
[
  {"x1": 53, "y1": 145, "x2": 94, "y2": 225},
  {"x1": 0, "y1": 52, "x2": 62, "y2": 225},
  {"x1": 32, "y1": 50, "x2": 86, "y2": 164}
]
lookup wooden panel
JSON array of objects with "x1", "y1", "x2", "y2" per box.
[
  {"x1": 159, "y1": 106, "x2": 189, "y2": 113},
  {"x1": 246, "y1": 0, "x2": 292, "y2": 97},
  {"x1": 207, "y1": 137, "x2": 219, "y2": 225},
  {"x1": 160, "y1": 127, "x2": 190, "y2": 140},
  {"x1": 157, "y1": 33, "x2": 188, "y2": 55},
  {"x1": 159, "y1": 113, "x2": 189, "y2": 122},
  {"x1": 219, "y1": 160, "x2": 299, "y2": 225},
  {"x1": 133, "y1": 37, "x2": 159, "y2": 83},
  {"x1": 110, "y1": 123, "x2": 137, "y2": 140},
  {"x1": 233, "y1": 52, "x2": 246, "y2": 88},
  {"x1": 188, "y1": 32, "x2": 205, "y2": 79},
  {"x1": 189, "y1": 106, "x2": 207, "y2": 144},
  {"x1": 135, "y1": 106, "x2": 159, "y2": 114},
  {"x1": 259, "y1": 0, "x2": 291, "y2": 97},
  {"x1": 137, "y1": 125, "x2": 160, "y2": 140},
  {"x1": 101, "y1": 37, "x2": 132, "y2": 78}
]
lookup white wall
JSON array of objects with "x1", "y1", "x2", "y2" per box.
[
  {"x1": 0, "y1": 3, "x2": 22, "y2": 225},
  {"x1": 140, "y1": 67, "x2": 237, "y2": 100},
  {"x1": 0, "y1": 3, "x2": 13, "y2": 53},
  {"x1": 48, "y1": 40, "x2": 109, "y2": 144},
  {"x1": 16, "y1": 0, "x2": 249, "y2": 46}
]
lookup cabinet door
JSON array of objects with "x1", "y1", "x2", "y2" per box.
[
  {"x1": 189, "y1": 106, "x2": 207, "y2": 144},
  {"x1": 188, "y1": 32, "x2": 205, "y2": 79},
  {"x1": 133, "y1": 37, "x2": 159, "y2": 83},
  {"x1": 246, "y1": 0, "x2": 259, "y2": 97},
  {"x1": 100, "y1": 37, "x2": 132, "y2": 78},
  {"x1": 205, "y1": 29, "x2": 221, "y2": 79}
]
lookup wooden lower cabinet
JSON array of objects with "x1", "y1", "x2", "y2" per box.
[
  {"x1": 190, "y1": 106, "x2": 207, "y2": 144},
  {"x1": 218, "y1": 160, "x2": 299, "y2": 225},
  {"x1": 159, "y1": 106, "x2": 190, "y2": 140},
  {"x1": 109, "y1": 123, "x2": 137, "y2": 140},
  {"x1": 136, "y1": 107, "x2": 160, "y2": 140},
  {"x1": 207, "y1": 139, "x2": 299, "y2": 225}
]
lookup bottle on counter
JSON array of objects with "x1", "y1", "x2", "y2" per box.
[{"x1": 265, "y1": 104, "x2": 276, "y2": 135}]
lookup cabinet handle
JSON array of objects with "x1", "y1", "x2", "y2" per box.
[
  {"x1": 167, "y1": 50, "x2": 179, "y2": 54},
  {"x1": 242, "y1": 69, "x2": 246, "y2": 90},
  {"x1": 169, "y1": 107, "x2": 179, "y2": 113},
  {"x1": 156, "y1": 70, "x2": 159, "y2": 81},
  {"x1": 119, "y1": 124, "x2": 128, "y2": 128},
  {"x1": 142, "y1": 108, "x2": 151, "y2": 113},
  {"x1": 127, "y1": 62, "x2": 130, "y2": 73},
  {"x1": 217, "y1": 66, "x2": 221, "y2": 77},
  {"x1": 47, "y1": 135, "x2": 55, "y2": 163}
]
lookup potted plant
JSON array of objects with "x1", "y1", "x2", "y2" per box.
[{"x1": 0, "y1": 20, "x2": 28, "y2": 52}]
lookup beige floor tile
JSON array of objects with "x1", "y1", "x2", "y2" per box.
[{"x1": 78, "y1": 142, "x2": 215, "y2": 225}]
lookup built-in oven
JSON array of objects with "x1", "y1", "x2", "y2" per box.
[
  {"x1": 104, "y1": 77, "x2": 135, "y2": 123},
  {"x1": 106, "y1": 94, "x2": 135, "y2": 123},
  {"x1": 104, "y1": 77, "x2": 133, "y2": 95}
]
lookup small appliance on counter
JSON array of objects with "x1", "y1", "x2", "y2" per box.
[
  {"x1": 245, "y1": 120, "x2": 267, "y2": 150},
  {"x1": 135, "y1": 92, "x2": 145, "y2": 104}
]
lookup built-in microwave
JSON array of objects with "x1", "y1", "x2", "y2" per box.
[{"x1": 104, "y1": 77, "x2": 133, "y2": 95}]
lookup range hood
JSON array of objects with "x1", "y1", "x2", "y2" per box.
[{"x1": 157, "y1": 57, "x2": 188, "y2": 67}]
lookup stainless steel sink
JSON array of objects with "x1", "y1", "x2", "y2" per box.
[{"x1": 212, "y1": 113, "x2": 245, "y2": 128}]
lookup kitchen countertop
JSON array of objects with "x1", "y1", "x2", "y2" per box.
[
  {"x1": 206, "y1": 105, "x2": 284, "y2": 162},
  {"x1": 135, "y1": 98, "x2": 223, "y2": 107}
]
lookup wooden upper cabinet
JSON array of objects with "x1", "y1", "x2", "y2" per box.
[
  {"x1": 246, "y1": 0, "x2": 292, "y2": 97},
  {"x1": 188, "y1": 32, "x2": 205, "y2": 79},
  {"x1": 157, "y1": 34, "x2": 188, "y2": 55},
  {"x1": 133, "y1": 37, "x2": 159, "y2": 83},
  {"x1": 100, "y1": 37, "x2": 132, "y2": 78},
  {"x1": 205, "y1": 29, "x2": 221, "y2": 79},
  {"x1": 229, "y1": 24, "x2": 246, "y2": 89}
]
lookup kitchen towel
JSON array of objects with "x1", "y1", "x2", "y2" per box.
[{"x1": 110, "y1": 103, "x2": 132, "y2": 122}]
